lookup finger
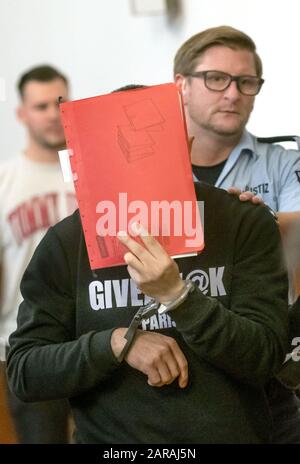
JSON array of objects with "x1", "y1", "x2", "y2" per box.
[
  {"x1": 251, "y1": 196, "x2": 263, "y2": 204},
  {"x1": 177, "y1": 361, "x2": 189, "y2": 388},
  {"x1": 228, "y1": 187, "x2": 242, "y2": 196},
  {"x1": 147, "y1": 366, "x2": 162, "y2": 387},
  {"x1": 161, "y1": 354, "x2": 180, "y2": 384},
  {"x1": 239, "y1": 192, "x2": 253, "y2": 202},
  {"x1": 126, "y1": 264, "x2": 142, "y2": 283},
  {"x1": 168, "y1": 340, "x2": 189, "y2": 388},
  {"x1": 131, "y1": 222, "x2": 169, "y2": 260},
  {"x1": 147, "y1": 364, "x2": 179, "y2": 388},
  {"x1": 239, "y1": 191, "x2": 262, "y2": 204},
  {"x1": 147, "y1": 342, "x2": 180, "y2": 387},
  {"x1": 117, "y1": 231, "x2": 151, "y2": 262},
  {"x1": 153, "y1": 361, "x2": 174, "y2": 386},
  {"x1": 123, "y1": 251, "x2": 144, "y2": 273}
]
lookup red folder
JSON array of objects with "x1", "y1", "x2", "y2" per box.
[{"x1": 60, "y1": 83, "x2": 204, "y2": 269}]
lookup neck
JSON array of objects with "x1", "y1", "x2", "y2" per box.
[
  {"x1": 189, "y1": 123, "x2": 243, "y2": 167},
  {"x1": 24, "y1": 139, "x2": 60, "y2": 163}
]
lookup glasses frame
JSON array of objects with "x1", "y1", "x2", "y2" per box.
[{"x1": 185, "y1": 70, "x2": 264, "y2": 96}]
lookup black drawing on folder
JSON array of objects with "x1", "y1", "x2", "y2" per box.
[{"x1": 118, "y1": 98, "x2": 165, "y2": 162}]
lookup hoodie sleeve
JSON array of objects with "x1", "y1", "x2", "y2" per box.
[
  {"x1": 7, "y1": 226, "x2": 120, "y2": 402},
  {"x1": 171, "y1": 202, "x2": 288, "y2": 386}
]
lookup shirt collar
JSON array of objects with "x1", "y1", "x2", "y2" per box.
[
  {"x1": 192, "y1": 130, "x2": 257, "y2": 185},
  {"x1": 214, "y1": 130, "x2": 257, "y2": 187},
  {"x1": 233, "y1": 130, "x2": 257, "y2": 160}
]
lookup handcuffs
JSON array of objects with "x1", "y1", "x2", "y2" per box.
[{"x1": 117, "y1": 280, "x2": 195, "y2": 363}]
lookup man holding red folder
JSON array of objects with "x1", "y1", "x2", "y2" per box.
[{"x1": 7, "y1": 172, "x2": 288, "y2": 443}]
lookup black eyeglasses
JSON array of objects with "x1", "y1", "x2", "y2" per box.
[{"x1": 185, "y1": 70, "x2": 264, "y2": 96}]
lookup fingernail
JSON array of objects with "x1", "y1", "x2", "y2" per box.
[
  {"x1": 179, "y1": 379, "x2": 188, "y2": 389},
  {"x1": 130, "y1": 222, "x2": 141, "y2": 235}
]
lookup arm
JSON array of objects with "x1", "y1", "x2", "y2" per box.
[
  {"x1": 117, "y1": 210, "x2": 288, "y2": 387},
  {"x1": 7, "y1": 225, "x2": 189, "y2": 399},
  {"x1": 111, "y1": 327, "x2": 189, "y2": 388},
  {"x1": 7, "y1": 228, "x2": 120, "y2": 402},
  {"x1": 240, "y1": 146, "x2": 300, "y2": 234},
  {"x1": 277, "y1": 211, "x2": 300, "y2": 235},
  {"x1": 227, "y1": 188, "x2": 300, "y2": 235}
]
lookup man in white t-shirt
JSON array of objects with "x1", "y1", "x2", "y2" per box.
[{"x1": 0, "y1": 65, "x2": 76, "y2": 443}]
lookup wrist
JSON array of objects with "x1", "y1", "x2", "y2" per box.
[
  {"x1": 158, "y1": 280, "x2": 196, "y2": 314},
  {"x1": 110, "y1": 328, "x2": 127, "y2": 360},
  {"x1": 158, "y1": 280, "x2": 186, "y2": 304}
]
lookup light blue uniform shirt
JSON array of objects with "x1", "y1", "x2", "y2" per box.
[{"x1": 209, "y1": 131, "x2": 300, "y2": 212}]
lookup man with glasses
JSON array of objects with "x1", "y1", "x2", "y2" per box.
[
  {"x1": 174, "y1": 25, "x2": 300, "y2": 234},
  {"x1": 174, "y1": 25, "x2": 300, "y2": 443},
  {"x1": 185, "y1": 70, "x2": 264, "y2": 96}
]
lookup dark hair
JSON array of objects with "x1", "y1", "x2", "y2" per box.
[
  {"x1": 174, "y1": 25, "x2": 262, "y2": 78},
  {"x1": 112, "y1": 84, "x2": 147, "y2": 93},
  {"x1": 18, "y1": 64, "x2": 68, "y2": 98}
]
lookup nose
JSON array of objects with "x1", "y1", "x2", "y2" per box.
[
  {"x1": 223, "y1": 80, "x2": 241, "y2": 101},
  {"x1": 47, "y1": 103, "x2": 61, "y2": 121}
]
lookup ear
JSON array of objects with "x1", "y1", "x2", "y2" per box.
[
  {"x1": 16, "y1": 104, "x2": 26, "y2": 124},
  {"x1": 175, "y1": 74, "x2": 188, "y2": 105}
]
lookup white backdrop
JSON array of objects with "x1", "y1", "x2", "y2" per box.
[{"x1": 0, "y1": 0, "x2": 299, "y2": 160}]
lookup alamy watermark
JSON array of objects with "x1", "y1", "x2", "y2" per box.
[{"x1": 95, "y1": 193, "x2": 204, "y2": 247}]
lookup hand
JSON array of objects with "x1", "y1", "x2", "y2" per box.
[
  {"x1": 117, "y1": 223, "x2": 185, "y2": 303},
  {"x1": 111, "y1": 328, "x2": 188, "y2": 388},
  {"x1": 228, "y1": 187, "x2": 264, "y2": 205}
]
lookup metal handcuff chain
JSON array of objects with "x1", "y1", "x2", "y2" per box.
[{"x1": 117, "y1": 280, "x2": 195, "y2": 363}]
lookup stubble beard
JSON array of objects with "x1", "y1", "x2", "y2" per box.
[
  {"x1": 41, "y1": 138, "x2": 66, "y2": 151},
  {"x1": 201, "y1": 114, "x2": 249, "y2": 138},
  {"x1": 33, "y1": 131, "x2": 66, "y2": 151}
]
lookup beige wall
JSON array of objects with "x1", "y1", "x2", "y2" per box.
[{"x1": 0, "y1": 0, "x2": 299, "y2": 162}]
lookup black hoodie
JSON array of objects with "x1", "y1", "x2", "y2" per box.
[{"x1": 7, "y1": 183, "x2": 288, "y2": 443}]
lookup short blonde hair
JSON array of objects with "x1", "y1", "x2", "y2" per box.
[{"x1": 174, "y1": 25, "x2": 262, "y2": 77}]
